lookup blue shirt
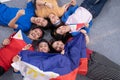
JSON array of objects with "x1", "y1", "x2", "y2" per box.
[
  {"x1": 61, "y1": 5, "x2": 93, "y2": 34},
  {"x1": 0, "y1": 1, "x2": 35, "y2": 32}
]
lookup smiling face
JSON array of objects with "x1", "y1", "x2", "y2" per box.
[
  {"x1": 49, "y1": 13, "x2": 60, "y2": 25},
  {"x1": 28, "y1": 28, "x2": 43, "y2": 40},
  {"x1": 38, "y1": 42, "x2": 50, "y2": 53},
  {"x1": 52, "y1": 41, "x2": 65, "y2": 52},
  {"x1": 56, "y1": 25, "x2": 70, "y2": 35},
  {"x1": 31, "y1": 17, "x2": 48, "y2": 27}
]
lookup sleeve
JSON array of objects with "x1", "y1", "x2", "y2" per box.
[
  {"x1": 82, "y1": 20, "x2": 93, "y2": 33},
  {"x1": 61, "y1": 5, "x2": 79, "y2": 23},
  {"x1": 26, "y1": 1, "x2": 34, "y2": 9},
  {"x1": 71, "y1": 32, "x2": 80, "y2": 36},
  {"x1": 14, "y1": 24, "x2": 30, "y2": 32}
]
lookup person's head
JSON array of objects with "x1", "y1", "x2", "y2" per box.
[
  {"x1": 31, "y1": 17, "x2": 48, "y2": 27},
  {"x1": 31, "y1": 17, "x2": 54, "y2": 30},
  {"x1": 51, "y1": 40, "x2": 65, "y2": 52},
  {"x1": 51, "y1": 24, "x2": 71, "y2": 41},
  {"x1": 55, "y1": 25, "x2": 71, "y2": 35},
  {"x1": 48, "y1": 13, "x2": 62, "y2": 27},
  {"x1": 37, "y1": 39, "x2": 50, "y2": 53},
  {"x1": 28, "y1": 27, "x2": 44, "y2": 40}
]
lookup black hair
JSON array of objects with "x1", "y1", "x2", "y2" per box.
[
  {"x1": 48, "y1": 17, "x2": 65, "y2": 29},
  {"x1": 51, "y1": 28, "x2": 72, "y2": 43},
  {"x1": 54, "y1": 20, "x2": 64, "y2": 28},
  {"x1": 37, "y1": 18, "x2": 54, "y2": 30},
  {"x1": 33, "y1": 0, "x2": 37, "y2": 9},
  {"x1": 32, "y1": 39, "x2": 52, "y2": 53},
  {"x1": 27, "y1": 25, "x2": 44, "y2": 40},
  {"x1": 49, "y1": 39, "x2": 64, "y2": 53}
]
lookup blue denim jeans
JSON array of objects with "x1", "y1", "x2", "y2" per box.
[{"x1": 80, "y1": 0, "x2": 108, "y2": 18}]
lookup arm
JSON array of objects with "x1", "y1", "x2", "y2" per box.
[
  {"x1": 1, "y1": 38, "x2": 10, "y2": 47},
  {"x1": 22, "y1": 44, "x2": 32, "y2": 50},
  {"x1": 36, "y1": 0, "x2": 53, "y2": 8},
  {"x1": 80, "y1": 29, "x2": 89, "y2": 45},
  {"x1": 1, "y1": 32, "x2": 16, "y2": 47},
  {"x1": 12, "y1": 55, "x2": 21, "y2": 72},
  {"x1": 8, "y1": 9, "x2": 25, "y2": 29},
  {"x1": 62, "y1": 0, "x2": 77, "y2": 12},
  {"x1": 12, "y1": 44, "x2": 31, "y2": 72}
]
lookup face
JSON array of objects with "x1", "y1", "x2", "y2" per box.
[
  {"x1": 38, "y1": 42, "x2": 50, "y2": 53},
  {"x1": 31, "y1": 17, "x2": 48, "y2": 27},
  {"x1": 52, "y1": 41, "x2": 64, "y2": 52},
  {"x1": 56, "y1": 25, "x2": 69, "y2": 35},
  {"x1": 49, "y1": 13, "x2": 60, "y2": 24},
  {"x1": 28, "y1": 28, "x2": 43, "y2": 40}
]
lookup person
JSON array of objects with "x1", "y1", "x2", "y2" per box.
[
  {"x1": 48, "y1": 0, "x2": 107, "y2": 32},
  {"x1": 13, "y1": 32, "x2": 120, "y2": 80},
  {"x1": 12, "y1": 39, "x2": 52, "y2": 73},
  {"x1": 33, "y1": 39, "x2": 51, "y2": 53},
  {"x1": 34, "y1": 0, "x2": 76, "y2": 18},
  {"x1": 0, "y1": 0, "x2": 50, "y2": 32},
  {"x1": 0, "y1": 27, "x2": 43, "y2": 76},
  {"x1": 51, "y1": 34, "x2": 120, "y2": 80},
  {"x1": 12, "y1": 32, "x2": 87, "y2": 80},
  {"x1": 52, "y1": 25, "x2": 90, "y2": 45}
]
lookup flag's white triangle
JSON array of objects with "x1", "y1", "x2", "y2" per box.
[{"x1": 13, "y1": 30, "x2": 23, "y2": 40}]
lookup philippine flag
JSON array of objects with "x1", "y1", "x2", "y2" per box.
[
  {"x1": 12, "y1": 33, "x2": 88, "y2": 80},
  {"x1": 0, "y1": 30, "x2": 32, "y2": 71}
]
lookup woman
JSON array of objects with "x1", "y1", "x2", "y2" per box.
[
  {"x1": 34, "y1": 39, "x2": 51, "y2": 53},
  {"x1": 12, "y1": 32, "x2": 87, "y2": 80},
  {"x1": 0, "y1": 26, "x2": 43, "y2": 76},
  {"x1": 34, "y1": 0, "x2": 75, "y2": 18},
  {"x1": 49, "y1": 0, "x2": 107, "y2": 32},
  {"x1": 51, "y1": 34, "x2": 120, "y2": 80},
  {"x1": 0, "y1": 0, "x2": 50, "y2": 32},
  {"x1": 51, "y1": 23, "x2": 90, "y2": 44}
]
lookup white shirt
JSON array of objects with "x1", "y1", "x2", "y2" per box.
[{"x1": 66, "y1": 7, "x2": 92, "y2": 24}]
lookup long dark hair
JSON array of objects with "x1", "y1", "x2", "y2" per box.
[
  {"x1": 49, "y1": 39, "x2": 64, "y2": 53},
  {"x1": 51, "y1": 23, "x2": 72, "y2": 43},
  {"x1": 38, "y1": 18, "x2": 54, "y2": 30},
  {"x1": 33, "y1": 0, "x2": 37, "y2": 9},
  {"x1": 52, "y1": 31, "x2": 72, "y2": 43}
]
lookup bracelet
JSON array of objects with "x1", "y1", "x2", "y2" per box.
[{"x1": 44, "y1": 2, "x2": 47, "y2": 6}]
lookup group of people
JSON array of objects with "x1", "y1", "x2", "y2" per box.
[{"x1": 0, "y1": 0, "x2": 120, "y2": 80}]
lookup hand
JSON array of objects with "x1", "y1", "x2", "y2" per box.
[
  {"x1": 80, "y1": 29, "x2": 89, "y2": 44},
  {"x1": 63, "y1": 3, "x2": 70, "y2": 12},
  {"x1": 70, "y1": 0, "x2": 76, "y2": 5},
  {"x1": 2, "y1": 38, "x2": 10, "y2": 46},
  {"x1": 22, "y1": 44, "x2": 32, "y2": 50},
  {"x1": 84, "y1": 33, "x2": 89, "y2": 45},
  {"x1": 12, "y1": 55, "x2": 21, "y2": 62},
  {"x1": 16, "y1": 9, "x2": 25, "y2": 17},
  {"x1": 45, "y1": 2, "x2": 53, "y2": 9},
  {"x1": 80, "y1": 29, "x2": 87, "y2": 34},
  {"x1": 84, "y1": 23, "x2": 89, "y2": 28},
  {"x1": 61, "y1": 50, "x2": 65, "y2": 55}
]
